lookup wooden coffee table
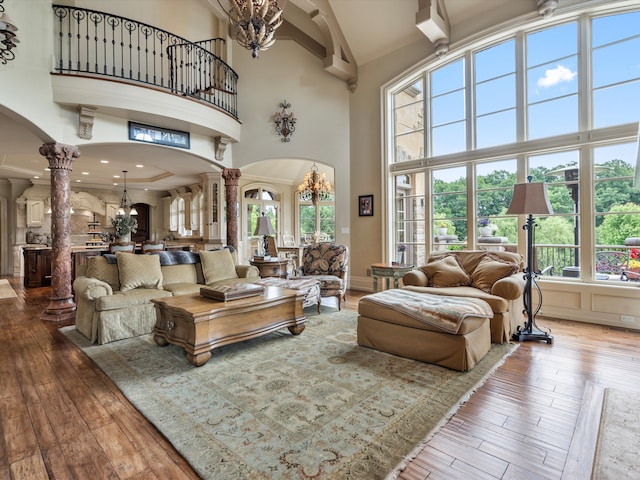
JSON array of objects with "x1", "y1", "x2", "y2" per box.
[{"x1": 152, "y1": 285, "x2": 305, "y2": 366}]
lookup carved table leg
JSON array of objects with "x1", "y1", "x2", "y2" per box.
[
  {"x1": 186, "y1": 351, "x2": 212, "y2": 367},
  {"x1": 154, "y1": 334, "x2": 169, "y2": 346},
  {"x1": 288, "y1": 324, "x2": 306, "y2": 335}
]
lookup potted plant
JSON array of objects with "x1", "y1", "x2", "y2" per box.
[
  {"x1": 395, "y1": 243, "x2": 407, "y2": 264},
  {"x1": 111, "y1": 214, "x2": 138, "y2": 242},
  {"x1": 436, "y1": 222, "x2": 448, "y2": 236},
  {"x1": 479, "y1": 218, "x2": 494, "y2": 237}
]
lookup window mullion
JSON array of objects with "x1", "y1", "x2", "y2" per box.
[{"x1": 515, "y1": 31, "x2": 526, "y2": 143}]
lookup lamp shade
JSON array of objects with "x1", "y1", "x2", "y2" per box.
[
  {"x1": 254, "y1": 215, "x2": 275, "y2": 236},
  {"x1": 506, "y1": 182, "x2": 554, "y2": 215}
]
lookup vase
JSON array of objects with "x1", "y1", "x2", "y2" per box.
[
  {"x1": 479, "y1": 226, "x2": 493, "y2": 237},
  {"x1": 437, "y1": 227, "x2": 448, "y2": 236},
  {"x1": 396, "y1": 252, "x2": 404, "y2": 264},
  {"x1": 119, "y1": 232, "x2": 131, "y2": 243}
]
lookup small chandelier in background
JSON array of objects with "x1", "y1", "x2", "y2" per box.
[
  {"x1": 0, "y1": 0, "x2": 19, "y2": 65},
  {"x1": 117, "y1": 170, "x2": 138, "y2": 216},
  {"x1": 274, "y1": 100, "x2": 296, "y2": 142},
  {"x1": 298, "y1": 163, "x2": 332, "y2": 205},
  {"x1": 218, "y1": 0, "x2": 284, "y2": 58}
]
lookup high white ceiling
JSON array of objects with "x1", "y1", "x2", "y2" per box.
[{"x1": 0, "y1": 0, "x2": 532, "y2": 194}]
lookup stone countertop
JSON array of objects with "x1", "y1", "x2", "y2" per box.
[{"x1": 23, "y1": 245, "x2": 108, "y2": 252}]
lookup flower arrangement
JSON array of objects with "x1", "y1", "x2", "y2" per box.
[
  {"x1": 437, "y1": 222, "x2": 447, "y2": 228},
  {"x1": 111, "y1": 214, "x2": 138, "y2": 237},
  {"x1": 397, "y1": 243, "x2": 407, "y2": 252},
  {"x1": 631, "y1": 249, "x2": 640, "y2": 270},
  {"x1": 479, "y1": 218, "x2": 490, "y2": 227}
]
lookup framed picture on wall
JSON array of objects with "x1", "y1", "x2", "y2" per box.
[{"x1": 359, "y1": 194, "x2": 374, "y2": 216}]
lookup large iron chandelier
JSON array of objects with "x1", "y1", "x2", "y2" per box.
[
  {"x1": 0, "y1": 0, "x2": 19, "y2": 64},
  {"x1": 298, "y1": 163, "x2": 332, "y2": 205},
  {"x1": 117, "y1": 170, "x2": 138, "y2": 216},
  {"x1": 218, "y1": 0, "x2": 284, "y2": 58}
]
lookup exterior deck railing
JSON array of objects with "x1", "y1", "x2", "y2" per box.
[{"x1": 52, "y1": 5, "x2": 238, "y2": 119}]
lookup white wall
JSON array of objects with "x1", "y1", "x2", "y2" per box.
[{"x1": 230, "y1": 39, "x2": 351, "y2": 246}]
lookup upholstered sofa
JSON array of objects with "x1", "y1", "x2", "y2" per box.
[
  {"x1": 401, "y1": 250, "x2": 526, "y2": 343},
  {"x1": 73, "y1": 249, "x2": 259, "y2": 345}
]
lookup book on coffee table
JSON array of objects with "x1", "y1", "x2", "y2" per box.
[{"x1": 200, "y1": 283, "x2": 265, "y2": 301}]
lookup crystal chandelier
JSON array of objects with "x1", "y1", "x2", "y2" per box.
[
  {"x1": 117, "y1": 170, "x2": 138, "y2": 216},
  {"x1": 218, "y1": 0, "x2": 284, "y2": 58},
  {"x1": 0, "y1": 0, "x2": 19, "y2": 65},
  {"x1": 274, "y1": 100, "x2": 296, "y2": 142},
  {"x1": 297, "y1": 163, "x2": 332, "y2": 205}
]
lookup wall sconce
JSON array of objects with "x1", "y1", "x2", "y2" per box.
[{"x1": 274, "y1": 100, "x2": 296, "y2": 142}]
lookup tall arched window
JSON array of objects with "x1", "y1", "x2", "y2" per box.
[{"x1": 385, "y1": 5, "x2": 640, "y2": 285}]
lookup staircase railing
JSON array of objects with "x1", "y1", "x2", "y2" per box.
[{"x1": 52, "y1": 5, "x2": 238, "y2": 119}]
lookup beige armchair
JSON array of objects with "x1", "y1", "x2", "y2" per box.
[{"x1": 295, "y1": 243, "x2": 349, "y2": 310}]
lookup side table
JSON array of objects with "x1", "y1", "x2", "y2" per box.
[
  {"x1": 371, "y1": 262, "x2": 414, "y2": 292},
  {"x1": 250, "y1": 257, "x2": 289, "y2": 278}
]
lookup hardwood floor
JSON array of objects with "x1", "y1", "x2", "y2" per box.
[{"x1": 1, "y1": 278, "x2": 638, "y2": 479}]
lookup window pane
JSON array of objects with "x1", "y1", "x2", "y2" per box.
[
  {"x1": 529, "y1": 152, "x2": 580, "y2": 276},
  {"x1": 476, "y1": 110, "x2": 516, "y2": 149},
  {"x1": 592, "y1": 10, "x2": 640, "y2": 47},
  {"x1": 319, "y1": 204, "x2": 335, "y2": 241},
  {"x1": 527, "y1": 22, "x2": 577, "y2": 67},
  {"x1": 475, "y1": 39, "x2": 515, "y2": 83},
  {"x1": 395, "y1": 172, "x2": 426, "y2": 266},
  {"x1": 528, "y1": 95, "x2": 578, "y2": 139},
  {"x1": 433, "y1": 167, "x2": 467, "y2": 244},
  {"x1": 396, "y1": 131, "x2": 424, "y2": 161},
  {"x1": 476, "y1": 159, "x2": 518, "y2": 243},
  {"x1": 476, "y1": 75, "x2": 515, "y2": 115},
  {"x1": 594, "y1": 142, "x2": 640, "y2": 242},
  {"x1": 432, "y1": 90, "x2": 465, "y2": 126},
  {"x1": 395, "y1": 103, "x2": 424, "y2": 135},
  {"x1": 593, "y1": 142, "x2": 640, "y2": 281},
  {"x1": 592, "y1": 37, "x2": 640, "y2": 88},
  {"x1": 527, "y1": 58, "x2": 578, "y2": 103},
  {"x1": 431, "y1": 59, "x2": 463, "y2": 96},
  {"x1": 593, "y1": 81, "x2": 640, "y2": 129},
  {"x1": 299, "y1": 205, "x2": 315, "y2": 240},
  {"x1": 432, "y1": 121, "x2": 465, "y2": 156},
  {"x1": 394, "y1": 79, "x2": 424, "y2": 162}
]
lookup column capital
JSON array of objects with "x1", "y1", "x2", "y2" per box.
[
  {"x1": 39, "y1": 142, "x2": 80, "y2": 170},
  {"x1": 222, "y1": 168, "x2": 241, "y2": 186}
]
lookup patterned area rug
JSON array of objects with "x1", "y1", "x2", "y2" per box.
[
  {"x1": 62, "y1": 309, "x2": 517, "y2": 479},
  {"x1": 591, "y1": 388, "x2": 640, "y2": 479},
  {"x1": 0, "y1": 279, "x2": 17, "y2": 300}
]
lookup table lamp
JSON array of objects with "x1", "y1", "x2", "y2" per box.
[
  {"x1": 506, "y1": 176, "x2": 554, "y2": 343},
  {"x1": 254, "y1": 212, "x2": 275, "y2": 259}
]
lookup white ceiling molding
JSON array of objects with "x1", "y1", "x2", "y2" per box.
[{"x1": 415, "y1": 0, "x2": 450, "y2": 57}]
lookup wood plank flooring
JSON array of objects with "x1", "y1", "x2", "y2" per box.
[{"x1": 1, "y1": 277, "x2": 639, "y2": 479}]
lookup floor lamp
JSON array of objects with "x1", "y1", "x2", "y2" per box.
[{"x1": 506, "y1": 176, "x2": 554, "y2": 344}]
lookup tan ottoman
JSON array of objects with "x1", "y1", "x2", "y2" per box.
[{"x1": 357, "y1": 290, "x2": 492, "y2": 371}]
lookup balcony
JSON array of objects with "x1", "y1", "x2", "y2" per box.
[{"x1": 51, "y1": 5, "x2": 238, "y2": 119}]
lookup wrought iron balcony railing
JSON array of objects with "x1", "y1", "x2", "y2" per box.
[{"x1": 52, "y1": 5, "x2": 238, "y2": 119}]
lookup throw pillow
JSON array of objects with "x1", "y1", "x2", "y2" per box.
[
  {"x1": 86, "y1": 255, "x2": 120, "y2": 290},
  {"x1": 116, "y1": 251, "x2": 163, "y2": 292},
  {"x1": 471, "y1": 255, "x2": 519, "y2": 293},
  {"x1": 199, "y1": 249, "x2": 238, "y2": 285},
  {"x1": 421, "y1": 255, "x2": 472, "y2": 287}
]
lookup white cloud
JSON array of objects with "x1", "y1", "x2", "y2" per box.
[{"x1": 537, "y1": 65, "x2": 577, "y2": 88}]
